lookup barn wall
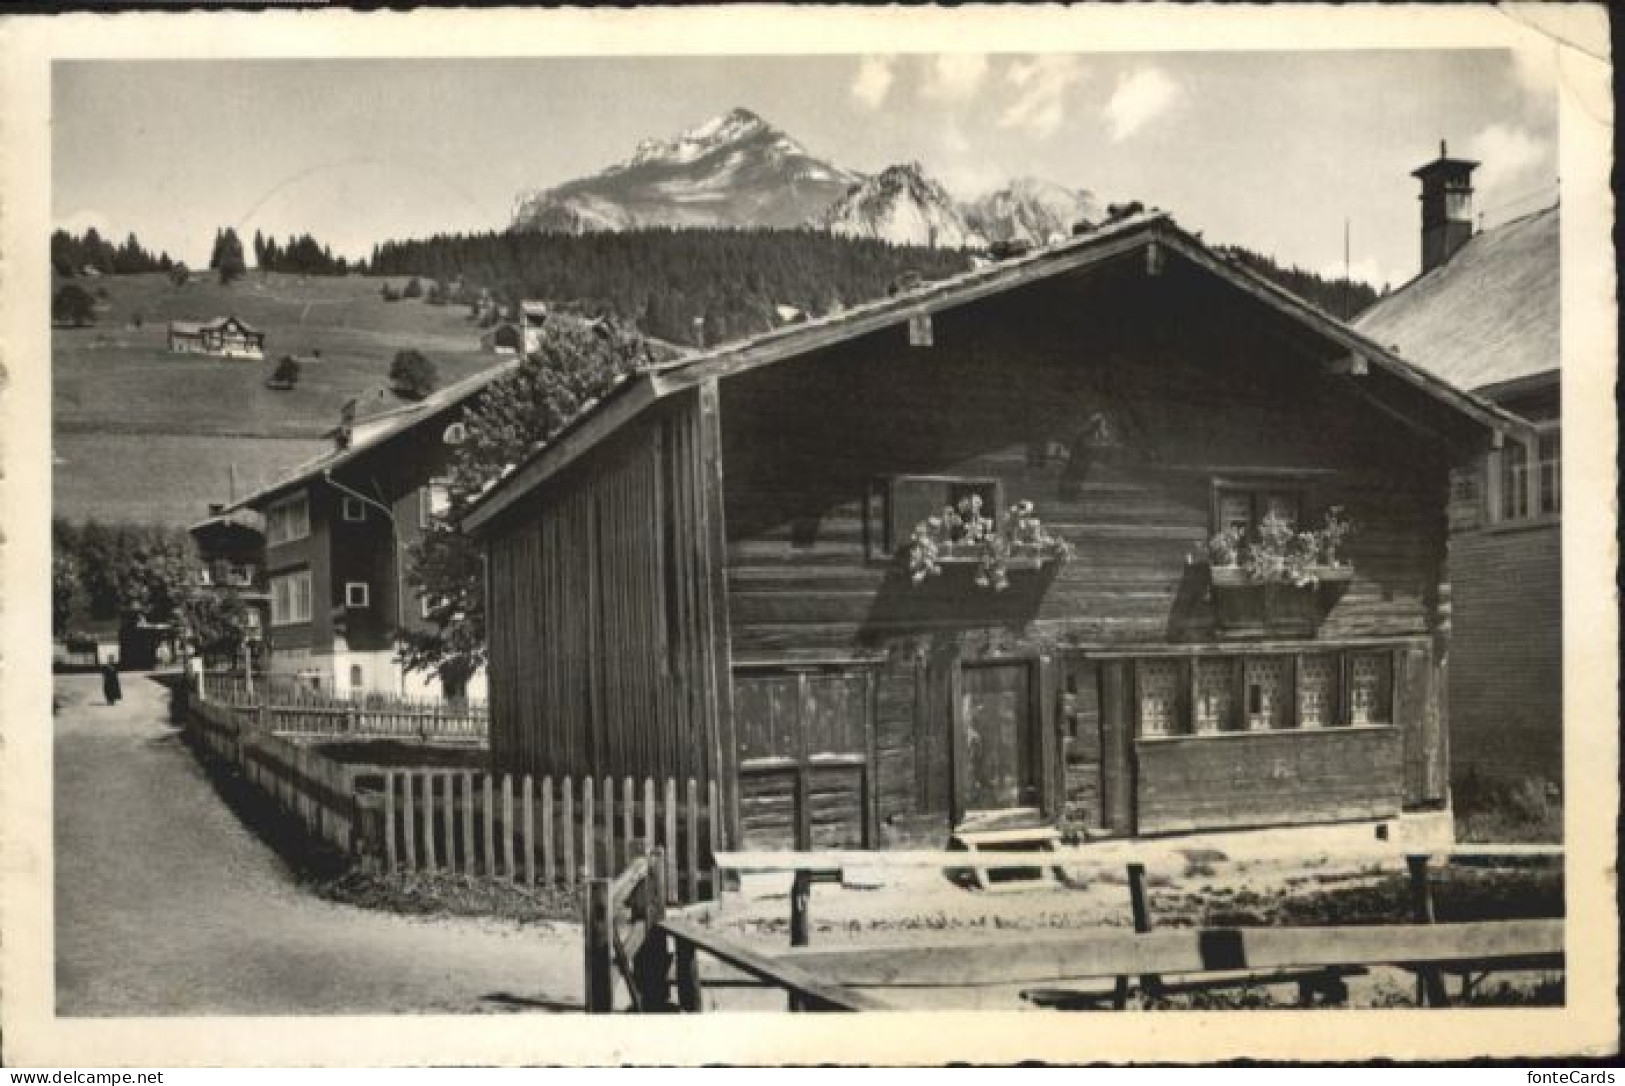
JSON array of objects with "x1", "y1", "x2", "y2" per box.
[
  {"x1": 719, "y1": 265, "x2": 1455, "y2": 843},
  {"x1": 486, "y1": 393, "x2": 727, "y2": 790}
]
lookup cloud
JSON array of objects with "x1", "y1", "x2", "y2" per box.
[
  {"x1": 998, "y1": 55, "x2": 1084, "y2": 139},
  {"x1": 1510, "y1": 44, "x2": 1557, "y2": 99},
  {"x1": 1465, "y1": 123, "x2": 1552, "y2": 195},
  {"x1": 1104, "y1": 67, "x2": 1181, "y2": 142},
  {"x1": 922, "y1": 54, "x2": 990, "y2": 104},
  {"x1": 851, "y1": 55, "x2": 895, "y2": 111}
]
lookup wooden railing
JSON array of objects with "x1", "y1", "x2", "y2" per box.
[
  {"x1": 583, "y1": 848, "x2": 881, "y2": 1013},
  {"x1": 622, "y1": 845, "x2": 1564, "y2": 1012},
  {"x1": 197, "y1": 672, "x2": 488, "y2": 741}
]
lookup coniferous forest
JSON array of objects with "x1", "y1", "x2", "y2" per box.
[
  {"x1": 367, "y1": 227, "x2": 975, "y2": 346},
  {"x1": 1215, "y1": 244, "x2": 1384, "y2": 320},
  {"x1": 51, "y1": 228, "x2": 173, "y2": 277}
]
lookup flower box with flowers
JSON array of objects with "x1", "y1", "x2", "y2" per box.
[
  {"x1": 907, "y1": 496, "x2": 1072, "y2": 592},
  {"x1": 1200, "y1": 507, "x2": 1356, "y2": 633}
]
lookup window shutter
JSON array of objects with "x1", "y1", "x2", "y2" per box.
[{"x1": 887, "y1": 477, "x2": 945, "y2": 553}]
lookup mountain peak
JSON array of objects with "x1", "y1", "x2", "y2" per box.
[
  {"x1": 625, "y1": 107, "x2": 786, "y2": 169},
  {"x1": 819, "y1": 161, "x2": 982, "y2": 249},
  {"x1": 512, "y1": 107, "x2": 859, "y2": 234}
]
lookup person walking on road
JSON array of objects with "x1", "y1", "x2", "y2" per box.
[{"x1": 101, "y1": 659, "x2": 122, "y2": 706}]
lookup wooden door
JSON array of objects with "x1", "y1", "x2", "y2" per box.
[
  {"x1": 734, "y1": 668, "x2": 871, "y2": 850},
  {"x1": 958, "y1": 660, "x2": 1041, "y2": 818}
]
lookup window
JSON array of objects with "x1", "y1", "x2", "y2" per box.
[
  {"x1": 266, "y1": 493, "x2": 310, "y2": 545},
  {"x1": 1193, "y1": 658, "x2": 1236, "y2": 734},
  {"x1": 1297, "y1": 654, "x2": 1338, "y2": 729},
  {"x1": 1243, "y1": 657, "x2": 1291, "y2": 731},
  {"x1": 1500, "y1": 441, "x2": 1531, "y2": 521},
  {"x1": 270, "y1": 570, "x2": 313, "y2": 626},
  {"x1": 349, "y1": 664, "x2": 364, "y2": 691},
  {"x1": 1536, "y1": 429, "x2": 1561, "y2": 515},
  {"x1": 1135, "y1": 648, "x2": 1395, "y2": 737},
  {"x1": 1137, "y1": 659, "x2": 1183, "y2": 737},
  {"x1": 880, "y1": 475, "x2": 1003, "y2": 555},
  {"x1": 1348, "y1": 652, "x2": 1393, "y2": 726},
  {"x1": 419, "y1": 480, "x2": 451, "y2": 529},
  {"x1": 1212, "y1": 482, "x2": 1304, "y2": 535},
  {"x1": 342, "y1": 496, "x2": 367, "y2": 523},
  {"x1": 345, "y1": 581, "x2": 370, "y2": 609}
]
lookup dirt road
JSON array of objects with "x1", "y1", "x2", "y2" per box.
[{"x1": 53, "y1": 673, "x2": 580, "y2": 1016}]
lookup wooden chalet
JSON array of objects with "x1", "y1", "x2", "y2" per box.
[
  {"x1": 168, "y1": 315, "x2": 265, "y2": 359},
  {"x1": 463, "y1": 211, "x2": 1522, "y2": 852}
]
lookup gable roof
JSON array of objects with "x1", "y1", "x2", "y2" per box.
[
  {"x1": 463, "y1": 212, "x2": 1525, "y2": 536},
  {"x1": 222, "y1": 356, "x2": 521, "y2": 513},
  {"x1": 1353, "y1": 205, "x2": 1559, "y2": 394},
  {"x1": 169, "y1": 315, "x2": 262, "y2": 337}
]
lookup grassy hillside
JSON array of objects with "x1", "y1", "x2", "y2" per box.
[{"x1": 53, "y1": 271, "x2": 505, "y2": 527}]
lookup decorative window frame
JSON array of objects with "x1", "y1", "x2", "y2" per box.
[
  {"x1": 341, "y1": 496, "x2": 368, "y2": 523},
  {"x1": 1133, "y1": 647, "x2": 1396, "y2": 739},
  {"x1": 344, "y1": 581, "x2": 371, "y2": 609}
]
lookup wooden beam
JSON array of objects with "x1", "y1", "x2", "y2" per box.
[
  {"x1": 659, "y1": 918, "x2": 891, "y2": 1011},
  {"x1": 696, "y1": 379, "x2": 740, "y2": 850},
  {"x1": 775, "y1": 920, "x2": 1563, "y2": 988},
  {"x1": 1145, "y1": 240, "x2": 1165, "y2": 277},
  {"x1": 710, "y1": 843, "x2": 1562, "y2": 873}
]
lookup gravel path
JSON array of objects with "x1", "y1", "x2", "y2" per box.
[{"x1": 53, "y1": 673, "x2": 581, "y2": 1016}]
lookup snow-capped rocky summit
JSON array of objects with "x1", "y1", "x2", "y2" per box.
[
  {"x1": 511, "y1": 108, "x2": 861, "y2": 233},
  {"x1": 510, "y1": 109, "x2": 1104, "y2": 252},
  {"x1": 962, "y1": 177, "x2": 1102, "y2": 248},
  {"x1": 816, "y1": 163, "x2": 985, "y2": 249}
]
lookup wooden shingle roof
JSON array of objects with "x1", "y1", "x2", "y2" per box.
[{"x1": 1354, "y1": 205, "x2": 1559, "y2": 394}]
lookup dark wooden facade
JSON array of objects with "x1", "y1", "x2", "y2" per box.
[{"x1": 472, "y1": 217, "x2": 1509, "y2": 850}]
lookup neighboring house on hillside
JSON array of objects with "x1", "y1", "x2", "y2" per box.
[
  {"x1": 187, "y1": 505, "x2": 270, "y2": 670},
  {"x1": 481, "y1": 300, "x2": 548, "y2": 355},
  {"x1": 168, "y1": 315, "x2": 265, "y2": 359},
  {"x1": 464, "y1": 211, "x2": 1519, "y2": 853},
  {"x1": 218, "y1": 359, "x2": 520, "y2": 701},
  {"x1": 1355, "y1": 145, "x2": 1561, "y2": 789}
]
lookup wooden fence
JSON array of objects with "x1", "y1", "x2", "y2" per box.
[
  {"x1": 184, "y1": 693, "x2": 716, "y2": 900},
  {"x1": 371, "y1": 769, "x2": 719, "y2": 903},
  {"x1": 197, "y1": 672, "x2": 488, "y2": 741}
]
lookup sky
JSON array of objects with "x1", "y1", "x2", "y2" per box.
[{"x1": 53, "y1": 50, "x2": 1557, "y2": 291}]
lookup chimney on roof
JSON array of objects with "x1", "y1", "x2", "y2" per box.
[{"x1": 1412, "y1": 139, "x2": 1479, "y2": 274}]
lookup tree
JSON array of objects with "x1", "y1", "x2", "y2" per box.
[
  {"x1": 403, "y1": 276, "x2": 424, "y2": 299},
  {"x1": 267, "y1": 354, "x2": 301, "y2": 390},
  {"x1": 52, "y1": 284, "x2": 96, "y2": 327},
  {"x1": 213, "y1": 227, "x2": 247, "y2": 285},
  {"x1": 400, "y1": 316, "x2": 657, "y2": 685},
  {"x1": 55, "y1": 520, "x2": 195, "y2": 625},
  {"x1": 53, "y1": 553, "x2": 83, "y2": 637},
  {"x1": 169, "y1": 262, "x2": 190, "y2": 287},
  {"x1": 389, "y1": 349, "x2": 438, "y2": 401},
  {"x1": 179, "y1": 591, "x2": 251, "y2": 666}
]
